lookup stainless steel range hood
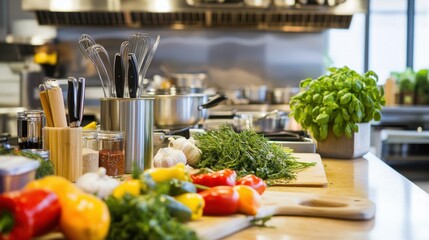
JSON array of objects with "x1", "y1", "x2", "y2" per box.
[{"x1": 22, "y1": 0, "x2": 367, "y2": 32}]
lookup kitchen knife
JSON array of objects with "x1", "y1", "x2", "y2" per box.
[
  {"x1": 77, "y1": 77, "x2": 86, "y2": 127},
  {"x1": 67, "y1": 77, "x2": 78, "y2": 127},
  {"x1": 114, "y1": 53, "x2": 124, "y2": 98},
  {"x1": 128, "y1": 53, "x2": 138, "y2": 98}
]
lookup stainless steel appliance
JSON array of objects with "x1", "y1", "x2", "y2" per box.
[
  {"x1": 22, "y1": 0, "x2": 367, "y2": 32},
  {"x1": 379, "y1": 129, "x2": 429, "y2": 164},
  {"x1": 204, "y1": 103, "x2": 315, "y2": 153}
]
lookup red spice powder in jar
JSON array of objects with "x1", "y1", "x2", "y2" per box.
[
  {"x1": 98, "y1": 131, "x2": 125, "y2": 177},
  {"x1": 99, "y1": 149, "x2": 125, "y2": 176}
]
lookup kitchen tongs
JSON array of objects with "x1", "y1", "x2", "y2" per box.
[{"x1": 67, "y1": 77, "x2": 86, "y2": 127}]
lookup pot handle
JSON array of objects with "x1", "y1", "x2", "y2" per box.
[{"x1": 199, "y1": 94, "x2": 227, "y2": 110}]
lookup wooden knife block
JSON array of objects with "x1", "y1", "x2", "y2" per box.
[{"x1": 43, "y1": 127, "x2": 83, "y2": 182}]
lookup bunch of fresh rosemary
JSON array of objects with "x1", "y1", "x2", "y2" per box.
[{"x1": 194, "y1": 125, "x2": 315, "y2": 185}]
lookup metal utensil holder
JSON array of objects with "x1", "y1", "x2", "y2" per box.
[{"x1": 100, "y1": 97, "x2": 154, "y2": 173}]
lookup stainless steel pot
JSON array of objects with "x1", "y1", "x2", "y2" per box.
[
  {"x1": 272, "y1": 87, "x2": 300, "y2": 104},
  {"x1": 154, "y1": 94, "x2": 226, "y2": 130},
  {"x1": 233, "y1": 110, "x2": 289, "y2": 133},
  {"x1": 243, "y1": 86, "x2": 268, "y2": 103},
  {"x1": 170, "y1": 73, "x2": 207, "y2": 94}
]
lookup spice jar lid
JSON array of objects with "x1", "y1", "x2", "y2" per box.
[
  {"x1": 97, "y1": 131, "x2": 124, "y2": 140},
  {"x1": 83, "y1": 130, "x2": 98, "y2": 139},
  {"x1": 17, "y1": 110, "x2": 45, "y2": 118}
]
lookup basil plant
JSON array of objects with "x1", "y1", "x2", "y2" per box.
[{"x1": 289, "y1": 66, "x2": 385, "y2": 141}]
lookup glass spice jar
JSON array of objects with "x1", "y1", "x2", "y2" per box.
[
  {"x1": 82, "y1": 130, "x2": 99, "y2": 174},
  {"x1": 98, "y1": 131, "x2": 125, "y2": 177},
  {"x1": 82, "y1": 130, "x2": 98, "y2": 150},
  {"x1": 17, "y1": 110, "x2": 45, "y2": 149}
]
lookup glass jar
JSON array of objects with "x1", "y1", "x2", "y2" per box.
[
  {"x1": 98, "y1": 131, "x2": 124, "y2": 176},
  {"x1": 82, "y1": 130, "x2": 99, "y2": 174},
  {"x1": 82, "y1": 130, "x2": 98, "y2": 150},
  {"x1": 17, "y1": 110, "x2": 45, "y2": 149}
]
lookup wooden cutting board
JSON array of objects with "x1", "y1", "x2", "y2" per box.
[
  {"x1": 188, "y1": 191, "x2": 376, "y2": 240},
  {"x1": 273, "y1": 153, "x2": 328, "y2": 187}
]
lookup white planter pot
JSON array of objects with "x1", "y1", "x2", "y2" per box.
[{"x1": 316, "y1": 122, "x2": 371, "y2": 159}]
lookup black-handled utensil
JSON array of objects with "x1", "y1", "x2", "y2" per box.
[
  {"x1": 77, "y1": 77, "x2": 86, "y2": 127},
  {"x1": 128, "y1": 53, "x2": 138, "y2": 98},
  {"x1": 67, "y1": 77, "x2": 78, "y2": 127},
  {"x1": 114, "y1": 53, "x2": 124, "y2": 98}
]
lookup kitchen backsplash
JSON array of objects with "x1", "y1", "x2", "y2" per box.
[{"x1": 59, "y1": 28, "x2": 326, "y2": 91}]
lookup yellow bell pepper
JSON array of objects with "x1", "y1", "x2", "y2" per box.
[
  {"x1": 112, "y1": 179, "x2": 141, "y2": 198},
  {"x1": 174, "y1": 193, "x2": 205, "y2": 220},
  {"x1": 24, "y1": 175, "x2": 82, "y2": 201},
  {"x1": 24, "y1": 176, "x2": 110, "y2": 240},
  {"x1": 60, "y1": 193, "x2": 110, "y2": 240},
  {"x1": 144, "y1": 162, "x2": 190, "y2": 183}
]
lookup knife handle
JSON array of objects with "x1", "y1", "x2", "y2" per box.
[
  {"x1": 128, "y1": 53, "x2": 138, "y2": 98},
  {"x1": 77, "y1": 77, "x2": 86, "y2": 126},
  {"x1": 67, "y1": 77, "x2": 78, "y2": 127},
  {"x1": 114, "y1": 53, "x2": 124, "y2": 98}
]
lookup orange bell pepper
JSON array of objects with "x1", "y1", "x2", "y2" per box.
[{"x1": 233, "y1": 185, "x2": 262, "y2": 216}]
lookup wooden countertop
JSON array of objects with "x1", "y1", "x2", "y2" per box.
[{"x1": 224, "y1": 153, "x2": 429, "y2": 239}]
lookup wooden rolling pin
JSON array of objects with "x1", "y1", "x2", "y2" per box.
[{"x1": 46, "y1": 86, "x2": 68, "y2": 128}]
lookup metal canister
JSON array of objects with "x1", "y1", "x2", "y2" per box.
[
  {"x1": 17, "y1": 110, "x2": 45, "y2": 149},
  {"x1": 100, "y1": 96, "x2": 154, "y2": 173}
]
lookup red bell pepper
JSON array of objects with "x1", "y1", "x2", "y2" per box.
[
  {"x1": 199, "y1": 186, "x2": 239, "y2": 216},
  {"x1": 191, "y1": 169, "x2": 237, "y2": 189},
  {"x1": 236, "y1": 174, "x2": 267, "y2": 195},
  {"x1": 0, "y1": 189, "x2": 61, "y2": 240}
]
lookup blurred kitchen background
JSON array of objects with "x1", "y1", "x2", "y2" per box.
[{"x1": 1, "y1": 0, "x2": 429, "y2": 192}]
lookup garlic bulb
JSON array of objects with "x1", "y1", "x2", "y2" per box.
[
  {"x1": 75, "y1": 167, "x2": 120, "y2": 199},
  {"x1": 168, "y1": 137, "x2": 202, "y2": 166},
  {"x1": 153, "y1": 147, "x2": 187, "y2": 168}
]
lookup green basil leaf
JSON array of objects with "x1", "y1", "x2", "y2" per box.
[
  {"x1": 345, "y1": 124, "x2": 352, "y2": 138},
  {"x1": 300, "y1": 78, "x2": 313, "y2": 88},
  {"x1": 316, "y1": 113, "x2": 330, "y2": 125},
  {"x1": 311, "y1": 124, "x2": 320, "y2": 140},
  {"x1": 319, "y1": 124, "x2": 328, "y2": 140},
  {"x1": 333, "y1": 123, "x2": 343, "y2": 137},
  {"x1": 342, "y1": 108, "x2": 350, "y2": 121},
  {"x1": 313, "y1": 94, "x2": 322, "y2": 104},
  {"x1": 340, "y1": 93, "x2": 352, "y2": 105},
  {"x1": 374, "y1": 110, "x2": 382, "y2": 121}
]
